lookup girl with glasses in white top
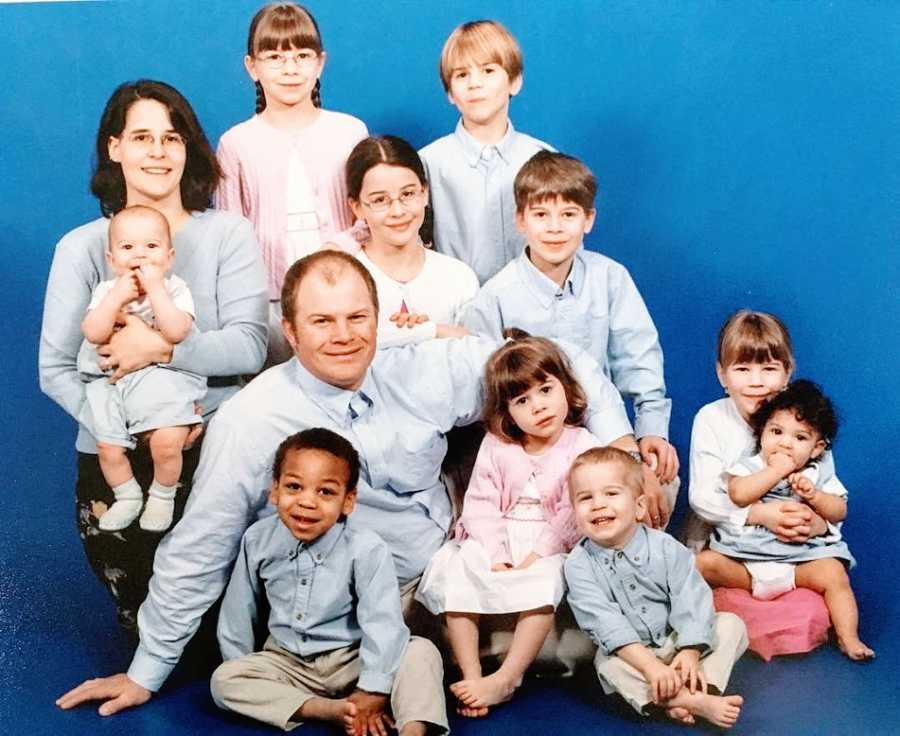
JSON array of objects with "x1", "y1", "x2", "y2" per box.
[{"x1": 346, "y1": 135, "x2": 479, "y2": 349}]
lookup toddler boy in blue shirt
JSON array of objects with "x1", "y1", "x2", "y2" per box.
[
  {"x1": 464, "y1": 151, "x2": 680, "y2": 524},
  {"x1": 419, "y1": 20, "x2": 552, "y2": 284},
  {"x1": 211, "y1": 428, "x2": 447, "y2": 734},
  {"x1": 565, "y1": 446, "x2": 747, "y2": 729}
]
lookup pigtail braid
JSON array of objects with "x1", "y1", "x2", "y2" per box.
[
  {"x1": 312, "y1": 79, "x2": 322, "y2": 108},
  {"x1": 254, "y1": 81, "x2": 266, "y2": 113}
]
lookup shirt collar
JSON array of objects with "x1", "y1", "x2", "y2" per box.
[
  {"x1": 289, "y1": 358, "x2": 373, "y2": 425},
  {"x1": 454, "y1": 118, "x2": 517, "y2": 167},
  {"x1": 586, "y1": 524, "x2": 649, "y2": 567},
  {"x1": 515, "y1": 248, "x2": 585, "y2": 308},
  {"x1": 281, "y1": 518, "x2": 347, "y2": 562}
]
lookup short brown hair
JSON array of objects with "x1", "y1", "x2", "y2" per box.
[
  {"x1": 108, "y1": 205, "x2": 171, "y2": 249},
  {"x1": 514, "y1": 151, "x2": 597, "y2": 213},
  {"x1": 439, "y1": 20, "x2": 523, "y2": 92},
  {"x1": 717, "y1": 309, "x2": 794, "y2": 372},
  {"x1": 280, "y1": 250, "x2": 379, "y2": 325},
  {"x1": 484, "y1": 334, "x2": 587, "y2": 443},
  {"x1": 568, "y1": 446, "x2": 644, "y2": 501}
]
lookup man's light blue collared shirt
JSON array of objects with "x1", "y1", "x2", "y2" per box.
[
  {"x1": 420, "y1": 120, "x2": 553, "y2": 284},
  {"x1": 218, "y1": 517, "x2": 409, "y2": 694},
  {"x1": 464, "y1": 248, "x2": 671, "y2": 439},
  {"x1": 128, "y1": 335, "x2": 631, "y2": 691},
  {"x1": 565, "y1": 526, "x2": 716, "y2": 656}
]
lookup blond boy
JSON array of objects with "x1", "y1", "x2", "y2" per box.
[
  {"x1": 565, "y1": 447, "x2": 748, "y2": 729},
  {"x1": 419, "y1": 20, "x2": 553, "y2": 284}
]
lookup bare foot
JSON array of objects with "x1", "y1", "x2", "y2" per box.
[
  {"x1": 450, "y1": 672, "x2": 517, "y2": 708},
  {"x1": 838, "y1": 637, "x2": 875, "y2": 661},
  {"x1": 666, "y1": 706, "x2": 695, "y2": 725},
  {"x1": 456, "y1": 702, "x2": 490, "y2": 718},
  {"x1": 297, "y1": 696, "x2": 356, "y2": 730},
  {"x1": 669, "y1": 691, "x2": 743, "y2": 729}
]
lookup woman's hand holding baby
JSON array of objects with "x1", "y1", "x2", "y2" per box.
[{"x1": 97, "y1": 314, "x2": 174, "y2": 383}]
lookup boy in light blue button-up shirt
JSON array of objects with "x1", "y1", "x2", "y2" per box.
[
  {"x1": 464, "y1": 151, "x2": 681, "y2": 523},
  {"x1": 419, "y1": 20, "x2": 553, "y2": 285},
  {"x1": 211, "y1": 429, "x2": 447, "y2": 734},
  {"x1": 565, "y1": 447, "x2": 748, "y2": 729}
]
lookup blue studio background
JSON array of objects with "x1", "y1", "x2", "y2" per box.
[{"x1": 2, "y1": 1, "x2": 898, "y2": 734}]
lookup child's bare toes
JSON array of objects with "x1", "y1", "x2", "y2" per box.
[
  {"x1": 839, "y1": 638, "x2": 875, "y2": 661},
  {"x1": 666, "y1": 706, "x2": 695, "y2": 725},
  {"x1": 456, "y1": 703, "x2": 489, "y2": 718}
]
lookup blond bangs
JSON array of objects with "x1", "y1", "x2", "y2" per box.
[{"x1": 439, "y1": 20, "x2": 522, "y2": 90}]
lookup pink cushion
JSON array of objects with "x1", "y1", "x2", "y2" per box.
[{"x1": 713, "y1": 587, "x2": 831, "y2": 661}]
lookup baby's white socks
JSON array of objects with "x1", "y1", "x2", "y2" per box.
[
  {"x1": 99, "y1": 478, "x2": 143, "y2": 531},
  {"x1": 139, "y1": 480, "x2": 178, "y2": 532}
]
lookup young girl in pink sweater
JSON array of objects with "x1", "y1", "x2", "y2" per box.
[
  {"x1": 417, "y1": 334, "x2": 600, "y2": 717},
  {"x1": 215, "y1": 3, "x2": 367, "y2": 363}
]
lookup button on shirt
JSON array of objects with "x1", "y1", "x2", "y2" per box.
[
  {"x1": 464, "y1": 249, "x2": 671, "y2": 439},
  {"x1": 420, "y1": 120, "x2": 553, "y2": 284},
  {"x1": 128, "y1": 335, "x2": 630, "y2": 691},
  {"x1": 565, "y1": 526, "x2": 716, "y2": 656},
  {"x1": 218, "y1": 517, "x2": 408, "y2": 694}
]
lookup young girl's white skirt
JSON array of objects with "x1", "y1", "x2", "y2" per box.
[{"x1": 416, "y1": 538, "x2": 566, "y2": 615}]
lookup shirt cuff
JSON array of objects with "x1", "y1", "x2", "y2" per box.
[
  {"x1": 587, "y1": 406, "x2": 634, "y2": 447},
  {"x1": 127, "y1": 644, "x2": 176, "y2": 692},
  {"x1": 166, "y1": 324, "x2": 199, "y2": 372},
  {"x1": 356, "y1": 670, "x2": 394, "y2": 695},
  {"x1": 674, "y1": 624, "x2": 716, "y2": 656},
  {"x1": 633, "y1": 413, "x2": 670, "y2": 442},
  {"x1": 596, "y1": 626, "x2": 641, "y2": 657}
]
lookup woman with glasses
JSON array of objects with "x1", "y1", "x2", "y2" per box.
[
  {"x1": 347, "y1": 135, "x2": 479, "y2": 349},
  {"x1": 39, "y1": 79, "x2": 267, "y2": 635},
  {"x1": 216, "y1": 3, "x2": 368, "y2": 364}
]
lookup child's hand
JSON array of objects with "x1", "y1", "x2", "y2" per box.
[
  {"x1": 645, "y1": 660, "x2": 682, "y2": 704},
  {"x1": 346, "y1": 690, "x2": 391, "y2": 736},
  {"x1": 135, "y1": 263, "x2": 166, "y2": 294},
  {"x1": 390, "y1": 311, "x2": 429, "y2": 329},
  {"x1": 671, "y1": 648, "x2": 706, "y2": 694},
  {"x1": 515, "y1": 552, "x2": 541, "y2": 570},
  {"x1": 766, "y1": 451, "x2": 796, "y2": 478},
  {"x1": 110, "y1": 271, "x2": 141, "y2": 306},
  {"x1": 789, "y1": 473, "x2": 818, "y2": 501},
  {"x1": 491, "y1": 562, "x2": 513, "y2": 572}
]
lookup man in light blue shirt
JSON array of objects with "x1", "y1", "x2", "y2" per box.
[
  {"x1": 57, "y1": 250, "x2": 651, "y2": 716},
  {"x1": 212, "y1": 428, "x2": 446, "y2": 734},
  {"x1": 464, "y1": 151, "x2": 680, "y2": 492},
  {"x1": 420, "y1": 20, "x2": 553, "y2": 284}
]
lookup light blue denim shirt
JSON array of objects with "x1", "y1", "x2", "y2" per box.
[
  {"x1": 128, "y1": 335, "x2": 631, "y2": 691},
  {"x1": 464, "y1": 248, "x2": 671, "y2": 439},
  {"x1": 565, "y1": 526, "x2": 716, "y2": 656},
  {"x1": 419, "y1": 120, "x2": 553, "y2": 284},
  {"x1": 218, "y1": 516, "x2": 409, "y2": 694}
]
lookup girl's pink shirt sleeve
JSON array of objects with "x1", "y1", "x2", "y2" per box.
[{"x1": 455, "y1": 433, "x2": 513, "y2": 565}]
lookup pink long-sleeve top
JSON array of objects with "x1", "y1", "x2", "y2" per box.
[
  {"x1": 215, "y1": 111, "x2": 368, "y2": 298},
  {"x1": 455, "y1": 426, "x2": 601, "y2": 565}
]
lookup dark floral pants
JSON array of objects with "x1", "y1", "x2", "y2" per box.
[{"x1": 75, "y1": 443, "x2": 201, "y2": 634}]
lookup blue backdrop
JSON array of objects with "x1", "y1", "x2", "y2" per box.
[{"x1": 2, "y1": 0, "x2": 898, "y2": 725}]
